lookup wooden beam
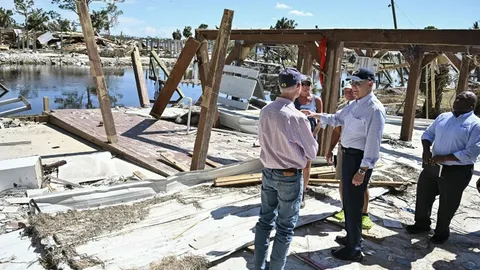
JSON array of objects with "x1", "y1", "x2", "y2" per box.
[
  {"x1": 150, "y1": 37, "x2": 201, "y2": 119},
  {"x1": 354, "y1": 49, "x2": 365, "y2": 56},
  {"x1": 457, "y1": 54, "x2": 472, "y2": 94},
  {"x1": 366, "y1": 49, "x2": 374, "y2": 57},
  {"x1": 304, "y1": 41, "x2": 321, "y2": 65},
  {"x1": 301, "y1": 47, "x2": 314, "y2": 76},
  {"x1": 42, "y1": 96, "x2": 50, "y2": 113},
  {"x1": 195, "y1": 40, "x2": 210, "y2": 106},
  {"x1": 131, "y1": 46, "x2": 150, "y2": 107},
  {"x1": 76, "y1": 0, "x2": 117, "y2": 143},
  {"x1": 239, "y1": 42, "x2": 256, "y2": 62},
  {"x1": 373, "y1": 50, "x2": 389, "y2": 58},
  {"x1": 421, "y1": 53, "x2": 439, "y2": 68},
  {"x1": 187, "y1": 151, "x2": 221, "y2": 168},
  {"x1": 346, "y1": 43, "x2": 480, "y2": 53},
  {"x1": 150, "y1": 51, "x2": 186, "y2": 98},
  {"x1": 225, "y1": 42, "x2": 241, "y2": 65},
  {"x1": 297, "y1": 45, "x2": 305, "y2": 70},
  {"x1": 198, "y1": 29, "x2": 480, "y2": 46},
  {"x1": 400, "y1": 47, "x2": 423, "y2": 141},
  {"x1": 445, "y1": 52, "x2": 461, "y2": 71},
  {"x1": 190, "y1": 9, "x2": 234, "y2": 171}
]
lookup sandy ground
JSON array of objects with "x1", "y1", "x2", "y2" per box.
[{"x1": 212, "y1": 116, "x2": 480, "y2": 270}]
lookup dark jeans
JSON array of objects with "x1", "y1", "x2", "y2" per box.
[
  {"x1": 341, "y1": 147, "x2": 373, "y2": 253},
  {"x1": 254, "y1": 168, "x2": 303, "y2": 270},
  {"x1": 415, "y1": 164, "x2": 473, "y2": 237}
]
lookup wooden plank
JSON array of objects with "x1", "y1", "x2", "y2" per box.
[
  {"x1": 195, "y1": 40, "x2": 210, "y2": 106},
  {"x1": 160, "y1": 153, "x2": 190, "y2": 172},
  {"x1": 354, "y1": 49, "x2": 365, "y2": 56},
  {"x1": 304, "y1": 41, "x2": 321, "y2": 65},
  {"x1": 43, "y1": 96, "x2": 50, "y2": 112},
  {"x1": 191, "y1": 9, "x2": 234, "y2": 171},
  {"x1": 239, "y1": 42, "x2": 256, "y2": 63},
  {"x1": 457, "y1": 54, "x2": 472, "y2": 94},
  {"x1": 219, "y1": 75, "x2": 257, "y2": 99},
  {"x1": 301, "y1": 47, "x2": 314, "y2": 76},
  {"x1": 444, "y1": 52, "x2": 461, "y2": 71},
  {"x1": 366, "y1": 49, "x2": 374, "y2": 57},
  {"x1": 150, "y1": 51, "x2": 186, "y2": 99},
  {"x1": 133, "y1": 171, "x2": 147, "y2": 180},
  {"x1": 421, "y1": 53, "x2": 439, "y2": 68},
  {"x1": 373, "y1": 50, "x2": 389, "y2": 58},
  {"x1": 400, "y1": 47, "x2": 423, "y2": 141},
  {"x1": 346, "y1": 43, "x2": 480, "y2": 54},
  {"x1": 225, "y1": 42, "x2": 241, "y2": 65},
  {"x1": 131, "y1": 46, "x2": 150, "y2": 107},
  {"x1": 223, "y1": 65, "x2": 260, "y2": 78},
  {"x1": 187, "y1": 151, "x2": 222, "y2": 168},
  {"x1": 296, "y1": 45, "x2": 304, "y2": 70},
  {"x1": 150, "y1": 38, "x2": 201, "y2": 119},
  {"x1": 76, "y1": 0, "x2": 118, "y2": 143}
]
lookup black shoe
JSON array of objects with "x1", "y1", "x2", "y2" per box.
[
  {"x1": 405, "y1": 224, "x2": 430, "y2": 234},
  {"x1": 331, "y1": 247, "x2": 363, "y2": 262},
  {"x1": 335, "y1": 236, "x2": 347, "y2": 246},
  {"x1": 300, "y1": 194, "x2": 306, "y2": 209},
  {"x1": 429, "y1": 234, "x2": 449, "y2": 244}
]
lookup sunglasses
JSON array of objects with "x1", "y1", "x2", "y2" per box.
[
  {"x1": 301, "y1": 81, "x2": 311, "y2": 87},
  {"x1": 351, "y1": 80, "x2": 371, "y2": 86}
]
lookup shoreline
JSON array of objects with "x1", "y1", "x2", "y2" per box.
[{"x1": 0, "y1": 50, "x2": 177, "y2": 67}]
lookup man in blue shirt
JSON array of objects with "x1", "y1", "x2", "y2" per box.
[
  {"x1": 306, "y1": 68, "x2": 386, "y2": 262},
  {"x1": 406, "y1": 91, "x2": 480, "y2": 244}
]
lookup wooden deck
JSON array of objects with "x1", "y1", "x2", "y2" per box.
[{"x1": 48, "y1": 109, "x2": 260, "y2": 177}]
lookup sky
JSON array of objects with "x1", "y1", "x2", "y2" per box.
[{"x1": 2, "y1": 0, "x2": 480, "y2": 38}]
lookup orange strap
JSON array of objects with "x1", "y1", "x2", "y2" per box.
[{"x1": 318, "y1": 37, "x2": 327, "y2": 86}]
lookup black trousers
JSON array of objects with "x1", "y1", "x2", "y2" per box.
[
  {"x1": 415, "y1": 164, "x2": 473, "y2": 237},
  {"x1": 341, "y1": 147, "x2": 373, "y2": 253}
]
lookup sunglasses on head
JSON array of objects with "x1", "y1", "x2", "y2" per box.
[{"x1": 301, "y1": 81, "x2": 311, "y2": 87}]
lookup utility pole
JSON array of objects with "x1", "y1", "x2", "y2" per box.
[{"x1": 390, "y1": 0, "x2": 398, "y2": 29}]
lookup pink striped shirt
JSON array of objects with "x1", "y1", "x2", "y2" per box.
[{"x1": 258, "y1": 97, "x2": 319, "y2": 169}]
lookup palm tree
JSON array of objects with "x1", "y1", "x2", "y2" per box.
[
  {"x1": 27, "y1": 8, "x2": 51, "y2": 31},
  {"x1": 90, "y1": 10, "x2": 109, "y2": 34},
  {"x1": 183, "y1": 26, "x2": 192, "y2": 39},
  {"x1": 271, "y1": 17, "x2": 297, "y2": 30},
  {"x1": 473, "y1": 21, "x2": 479, "y2": 30},
  {"x1": 0, "y1": 8, "x2": 15, "y2": 28},
  {"x1": 14, "y1": 0, "x2": 34, "y2": 48}
]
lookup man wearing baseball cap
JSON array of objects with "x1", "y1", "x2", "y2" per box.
[
  {"x1": 254, "y1": 67, "x2": 318, "y2": 270},
  {"x1": 305, "y1": 67, "x2": 385, "y2": 262}
]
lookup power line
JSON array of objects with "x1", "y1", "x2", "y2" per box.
[{"x1": 394, "y1": 1, "x2": 417, "y2": 28}]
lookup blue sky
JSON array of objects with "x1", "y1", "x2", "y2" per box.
[{"x1": 4, "y1": 0, "x2": 480, "y2": 38}]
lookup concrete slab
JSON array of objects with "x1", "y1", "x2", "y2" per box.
[
  {"x1": 0, "y1": 231, "x2": 44, "y2": 270},
  {"x1": 0, "y1": 156, "x2": 42, "y2": 191}
]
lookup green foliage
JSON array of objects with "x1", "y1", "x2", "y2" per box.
[
  {"x1": 0, "y1": 8, "x2": 15, "y2": 28},
  {"x1": 51, "y1": 0, "x2": 95, "y2": 14},
  {"x1": 472, "y1": 21, "x2": 479, "y2": 30},
  {"x1": 172, "y1": 29, "x2": 181, "y2": 40},
  {"x1": 424, "y1": 25, "x2": 437, "y2": 30},
  {"x1": 90, "y1": 9, "x2": 109, "y2": 33},
  {"x1": 26, "y1": 8, "x2": 51, "y2": 31},
  {"x1": 183, "y1": 26, "x2": 192, "y2": 39},
  {"x1": 271, "y1": 17, "x2": 297, "y2": 30},
  {"x1": 198, "y1": 23, "x2": 208, "y2": 29}
]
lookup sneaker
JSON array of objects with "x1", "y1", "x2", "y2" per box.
[
  {"x1": 334, "y1": 209, "x2": 345, "y2": 221},
  {"x1": 429, "y1": 234, "x2": 449, "y2": 244},
  {"x1": 300, "y1": 194, "x2": 305, "y2": 209},
  {"x1": 362, "y1": 215, "x2": 373, "y2": 230}
]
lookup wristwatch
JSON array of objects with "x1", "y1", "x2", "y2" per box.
[{"x1": 358, "y1": 168, "x2": 367, "y2": 175}]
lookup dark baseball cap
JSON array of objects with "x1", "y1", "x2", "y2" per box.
[
  {"x1": 347, "y1": 67, "x2": 375, "y2": 81},
  {"x1": 278, "y1": 67, "x2": 301, "y2": 88}
]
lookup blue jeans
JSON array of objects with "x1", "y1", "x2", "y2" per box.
[{"x1": 254, "y1": 168, "x2": 303, "y2": 270}]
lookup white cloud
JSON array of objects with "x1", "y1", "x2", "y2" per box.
[
  {"x1": 275, "y1": 3, "x2": 292, "y2": 9},
  {"x1": 118, "y1": 26, "x2": 178, "y2": 38},
  {"x1": 288, "y1": 10, "x2": 313, "y2": 16},
  {"x1": 118, "y1": 16, "x2": 145, "y2": 26}
]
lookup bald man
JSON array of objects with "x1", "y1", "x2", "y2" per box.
[{"x1": 406, "y1": 91, "x2": 480, "y2": 244}]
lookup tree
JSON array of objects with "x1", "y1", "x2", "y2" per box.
[
  {"x1": 51, "y1": 0, "x2": 95, "y2": 15},
  {"x1": 14, "y1": 0, "x2": 34, "y2": 48},
  {"x1": 198, "y1": 23, "x2": 208, "y2": 29},
  {"x1": 90, "y1": 9, "x2": 109, "y2": 33},
  {"x1": 27, "y1": 8, "x2": 51, "y2": 31},
  {"x1": 48, "y1": 11, "x2": 73, "y2": 32},
  {"x1": 472, "y1": 21, "x2": 479, "y2": 30},
  {"x1": 105, "y1": 2, "x2": 123, "y2": 36},
  {"x1": 172, "y1": 29, "x2": 181, "y2": 40},
  {"x1": 424, "y1": 25, "x2": 437, "y2": 30},
  {"x1": 271, "y1": 17, "x2": 297, "y2": 30},
  {"x1": 0, "y1": 8, "x2": 15, "y2": 28},
  {"x1": 182, "y1": 26, "x2": 192, "y2": 39}
]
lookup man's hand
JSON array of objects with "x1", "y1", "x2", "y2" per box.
[
  {"x1": 422, "y1": 150, "x2": 433, "y2": 164},
  {"x1": 431, "y1": 155, "x2": 446, "y2": 164},
  {"x1": 301, "y1": 110, "x2": 319, "y2": 119},
  {"x1": 352, "y1": 172, "x2": 365, "y2": 186},
  {"x1": 326, "y1": 151, "x2": 334, "y2": 165}
]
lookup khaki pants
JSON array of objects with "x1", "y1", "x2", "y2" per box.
[{"x1": 335, "y1": 145, "x2": 343, "y2": 180}]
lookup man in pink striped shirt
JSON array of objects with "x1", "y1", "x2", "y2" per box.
[{"x1": 254, "y1": 67, "x2": 319, "y2": 270}]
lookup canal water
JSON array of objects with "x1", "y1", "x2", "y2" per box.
[{"x1": 0, "y1": 65, "x2": 203, "y2": 115}]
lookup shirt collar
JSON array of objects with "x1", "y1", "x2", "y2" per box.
[
  {"x1": 355, "y1": 92, "x2": 374, "y2": 105},
  {"x1": 275, "y1": 97, "x2": 293, "y2": 105},
  {"x1": 454, "y1": 111, "x2": 474, "y2": 118}
]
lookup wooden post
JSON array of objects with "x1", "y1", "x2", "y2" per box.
[
  {"x1": 297, "y1": 46, "x2": 305, "y2": 71},
  {"x1": 190, "y1": 9, "x2": 234, "y2": 171},
  {"x1": 195, "y1": 40, "x2": 210, "y2": 105},
  {"x1": 321, "y1": 41, "x2": 344, "y2": 156},
  {"x1": 400, "y1": 47, "x2": 423, "y2": 141},
  {"x1": 149, "y1": 37, "x2": 201, "y2": 118},
  {"x1": 76, "y1": 0, "x2": 118, "y2": 143},
  {"x1": 43, "y1": 96, "x2": 50, "y2": 112},
  {"x1": 457, "y1": 54, "x2": 472, "y2": 94},
  {"x1": 397, "y1": 53, "x2": 405, "y2": 86},
  {"x1": 225, "y1": 42, "x2": 241, "y2": 65},
  {"x1": 131, "y1": 46, "x2": 150, "y2": 107},
  {"x1": 445, "y1": 52, "x2": 461, "y2": 71},
  {"x1": 302, "y1": 49, "x2": 314, "y2": 77}
]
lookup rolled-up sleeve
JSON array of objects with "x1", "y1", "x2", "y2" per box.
[
  {"x1": 360, "y1": 108, "x2": 386, "y2": 169},
  {"x1": 421, "y1": 115, "x2": 440, "y2": 142},
  {"x1": 453, "y1": 124, "x2": 480, "y2": 163},
  {"x1": 294, "y1": 117, "x2": 319, "y2": 160}
]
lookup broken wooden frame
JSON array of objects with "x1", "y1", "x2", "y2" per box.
[
  {"x1": 0, "y1": 96, "x2": 32, "y2": 117},
  {"x1": 197, "y1": 28, "x2": 480, "y2": 144}
]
